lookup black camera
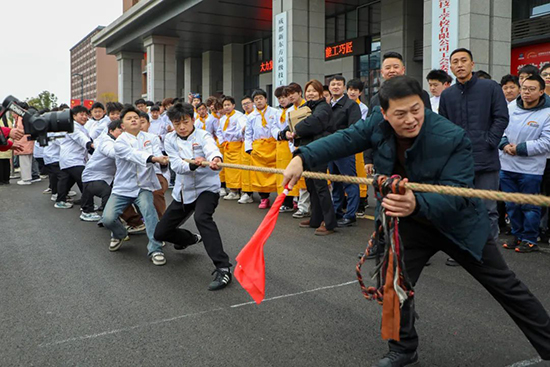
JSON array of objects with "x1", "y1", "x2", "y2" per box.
[{"x1": 0, "y1": 95, "x2": 74, "y2": 146}]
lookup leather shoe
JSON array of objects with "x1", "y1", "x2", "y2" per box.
[
  {"x1": 372, "y1": 350, "x2": 419, "y2": 367},
  {"x1": 445, "y1": 257, "x2": 461, "y2": 267},
  {"x1": 299, "y1": 220, "x2": 311, "y2": 228},
  {"x1": 314, "y1": 224, "x2": 335, "y2": 236},
  {"x1": 337, "y1": 218, "x2": 356, "y2": 227}
]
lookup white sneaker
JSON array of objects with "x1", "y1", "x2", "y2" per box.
[
  {"x1": 80, "y1": 212, "x2": 102, "y2": 222},
  {"x1": 109, "y1": 235, "x2": 129, "y2": 252},
  {"x1": 40, "y1": 175, "x2": 49, "y2": 179},
  {"x1": 219, "y1": 187, "x2": 228, "y2": 197},
  {"x1": 151, "y1": 252, "x2": 166, "y2": 266},
  {"x1": 17, "y1": 180, "x2": 32, "y2": 185},
  {"x1": 238, "y1": 193, "x2": 254, "y2": 204},
  {"x1": 42, "y1": 188, "x2": 52, "y2": 194},
  {"x1": 223, "y1": 191, "x2": 240, "y2": 200},
  {"x1": 54, "y1": 201, "x2": 73, "y2": 209},
  {"x1": 31, "y1": 178, "x2": 41, "y2": 183},
  {"x1": 292, "y1": 210, "x2": 311, "y2": 218},
  {"x1": 51, "y1": 194, "x2": 58, "y2": 201},
  {"x1": 127, "y1": 223, "x2": 146, "y2": 233},
  {"x1": 67, "y1": 190, "x2": 77, "y2": 197}
]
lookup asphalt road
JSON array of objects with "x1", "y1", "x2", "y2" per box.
[{"x1": 1, "y1": 179, "x2": 550, "y2": 367}]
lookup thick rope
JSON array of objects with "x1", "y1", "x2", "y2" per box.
[{"x1": 183, "y1": 159, "x2": 550, "y2": 207}]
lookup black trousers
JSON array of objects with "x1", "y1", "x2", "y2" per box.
[
  {"x1": 154, "y1": 191, "x2": 231, "y2": 269},
  {"x1": 305, "y1": 163, "x2": 337, "y2": 230},
  {"x1": 36, "y1": 157, "x2": 46, "y2": 175},
  {"x1": 81, "y1": 180, "x2": 111, "y2": 213},
  {"x1": 57, "y1": 166, "x2": 84, "y2": 203},
  {"x1": 46, "y1": 163, "x2": 61, "y2": 195},
  {"x1": 389, "y1": 218, "x2": 550, "y2": 360},
  {"x1": 0, "y1": 160, "x2": 10, "y2": 184}
]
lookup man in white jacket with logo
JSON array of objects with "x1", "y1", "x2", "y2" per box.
[
  {"x1": 500, "y1": 75, "x2": 550, "y2": 253},
  {"x1": 102, "y1": 106, "x2": 169, "y2": 266},
  {"x1": 154, "y1": 102, "x2": 232, "y2": 291}
]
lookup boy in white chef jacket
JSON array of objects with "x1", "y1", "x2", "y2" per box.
[
  {"x1": 154, "y1": 102, "x2": 232, "y2": 291},
  {"x1": 101, "y1": 106, "x2": 170, "y2": 266}
]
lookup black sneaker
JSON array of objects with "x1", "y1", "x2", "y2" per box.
[
  {"x1": 209, "y1": 268, "x2": 232, "y2": 291},
  {"x1": 174, "y1": 233, "x2": 202, "y2": 250},
  {"x1": 515, "y1": 240, "x2": 540, "y2": 253},
  {"x1": 372, "y1": 350, "x2": 419, "y2": 367},
  {"x1": 501, "y1": 237, "x2": 520, "y2": 250}
]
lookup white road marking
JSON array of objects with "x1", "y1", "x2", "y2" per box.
[
  {"x1": 505, "y1": 357, "x2": 543, "y2": 367},
  {"x1": 39, "y1": 280, "x2": 358, "y2": 348}
]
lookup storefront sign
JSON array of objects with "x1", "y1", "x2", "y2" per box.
[
  {"x1": 511, "y1": 43, "x2": 550, "y2": 75},
  {"x1": 274, "y1": 12, "x2": 287, "y2": 87},
  {"x1": 325, "y1": 37, "x2": 367, "y2": 61},
  {"x1": 431, "y1": 0, "x2": 459, "y2": 72},
  {"x1": 146, "y1": 62, "x2": 152, "y2": 100},
  {"x1": 260, "y1": 60, "x2": 273, "y2": 74}
]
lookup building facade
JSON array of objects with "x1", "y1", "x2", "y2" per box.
[
  {"x1": 92, "y1": 0, "x2": 550, "y2": 106},
  {"x1": 70, "y1": 26, "x2": 119, "y2": 105}
]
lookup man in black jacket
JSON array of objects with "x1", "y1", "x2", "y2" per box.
[
  {"x1": 439, "y1": 48, "x2": 509, "y2": 257},
  {"x1": 327, "y1": 75, "x2": 362, "y2": 227}
]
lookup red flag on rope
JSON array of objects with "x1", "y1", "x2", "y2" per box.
[{"x1": 234, "y1": 187, "x2": 289, "y2": 304}]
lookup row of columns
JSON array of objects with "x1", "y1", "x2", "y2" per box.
[{"x1": 115, "y1": 0, "x2": 512, "y2": 104}]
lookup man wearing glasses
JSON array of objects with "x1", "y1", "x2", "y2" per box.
[{"x1": 499, "y1": 75, "x2": 550, "y2": 253}]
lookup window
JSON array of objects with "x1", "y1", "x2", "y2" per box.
[
  {"x1": 326, "y1": 1, "x2": 381, "y2": 44},
  {"x1": 513, "y1": 0, "x2": 550, "y2": 21},
  {"x1": 356, "y1": 39, "x2": 381, "y2": 103},
  {"x1": 346, "y1": 10, "x2": 358, "y2": 39}
]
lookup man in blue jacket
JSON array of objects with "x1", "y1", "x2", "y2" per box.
[
  {"x1": 439, "y1": 48, "x2": 509, "y2": 264},
  {"x1": 283, "y1": 76, "x2": 550, "y2": 367}
]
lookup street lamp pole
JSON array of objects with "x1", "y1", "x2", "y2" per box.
[{"x1": 72, "y1": 73, "x2": 84, "y2": 105}]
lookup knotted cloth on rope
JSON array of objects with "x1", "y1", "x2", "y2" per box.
[
  {"x1": 182, "y1": 158, "x2": 550, "y2": 207},
  {"x1": 355, "y1": 175, "x2": 415, "y2": 341}
]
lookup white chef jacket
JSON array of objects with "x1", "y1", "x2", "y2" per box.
[
  {"x1": 216, "y1": 110, "x2": 246, "y2": 144},
  {"x1": 244, "y1": 106, "x2": 279, "y2": 152},
  {"x1": 112, "y1": 131, "x2": 162, "y2": 197},
  {"x1": 81, "y1": 133, "x2": 117, "y2": 185},
  {"x1": 59, "y1": 122, "x2": 91, "y2": 170},
  {"x1": 164, "y1": 128, "x2": 222, "y2": 204},
  {"x1": 194, "y1": 114, "x2": 218, "y2": 137}
]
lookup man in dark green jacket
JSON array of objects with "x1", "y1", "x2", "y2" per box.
[{"x1": 283, "y1": 76, "x2": 550, "y2": 367}]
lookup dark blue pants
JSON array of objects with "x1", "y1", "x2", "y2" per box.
[
  {"x1": 500, "y1": 170, "x2": 542, "y2": 244},
  {"x1": 328, "y1": 155, "x2": 359, "y2": 220}
]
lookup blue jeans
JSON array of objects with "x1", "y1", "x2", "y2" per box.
[
  {"x1": 500, "y1": 170, "x2": 542, "y2": 244},
  {"x1": 474, "y1": 170, "x2": 500, "y2": 242},
  {"x1": 102, "y1": 190, "x2": 163, "y2": 256},
  {"x1": 328, "y1": 155, "x2": 359, "y2": 219}
]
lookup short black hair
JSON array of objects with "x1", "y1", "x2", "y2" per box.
[
  {"x1": 379, "y1": 76, "x2": 423, "y2": 111},
  {"x1": 450, "y1": 48, "x2": 473, "y2": 61},
  {"x1": 38, "y1": 108, "x2": 50, "y2": 114},
  {"x1": 108, "y1": 119, "x2": 122, "y2": 131},
  {"x1": 241, "y1": 95, "x2": 253, "y2": 102},
  {"x1": 139, "y1": 111, "x2": 150, "y2": 121},
  {"x1": 328, "y1": 75, "x2": 346, "y2": 85},
  {"x1": 106, "y1": 102, "x2": 123, "y2": 115},
  {"x1": 150, "y1": 105, "x2": 160, "y2": 112},
  {"x1": 274, "y1": 86, "x2": 285, "y2": 98},
  {"x1": 252, "y1": 89, "x2": 268, "y2": 99},
  {"x1": 518, "y1": 64, "x2": 540, "y2": 77},
  {"x1": 541, "y1": 63, "x2": 550, "y2": 74},
  {"x1": 91, "y1": 102, "x2": 105, "y2": 111},
  {"x1": 134, "y1": 98, "x2": 146, "y2": 106},
  {"x1": 500, "y1": 74, "x2": 520, "y2": 87},
  {"x1": 59, "y1": 103, "x2": 69, "y2": 110},
  {"x1": 524, "y1": 74, "x2": 546, "y2": 91},
  {"x1": 120, "y1": 105, "x2": 140, "y2": 120},
  {"x1": 475, "y1": 70, "x2": 492, "y2": 80},
  {"x1": 72, "y1": 105, "x2": 89, "y2": 115},
  {"x1": 146, "y1": 100, "x2": 154, "y2": 107},
  {"x1": 346, "y1": 78, "x2": 365, "y2": 92},
  {"x1": 323, "y1": 85, "x2": 330, "y2": 92},
  {"x1": 167, "y1": 102, "x2": 195, "y2": 122},
  {"x1": 196, "y1": 102, "x2": 207, "y2": 110},
  {"x1": 383, "y1": 52, "x2": 404, "y2": 62},
  {"x1": 426, "y1": 69, "x2": 452, "y2": 84},
  {"x1": 223, "y1": 96, "x2": 236, "y2": 105}
]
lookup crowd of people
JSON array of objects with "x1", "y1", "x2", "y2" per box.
[{"x1": 2, "y1": 46, "x2": 550, "y2": 366}]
